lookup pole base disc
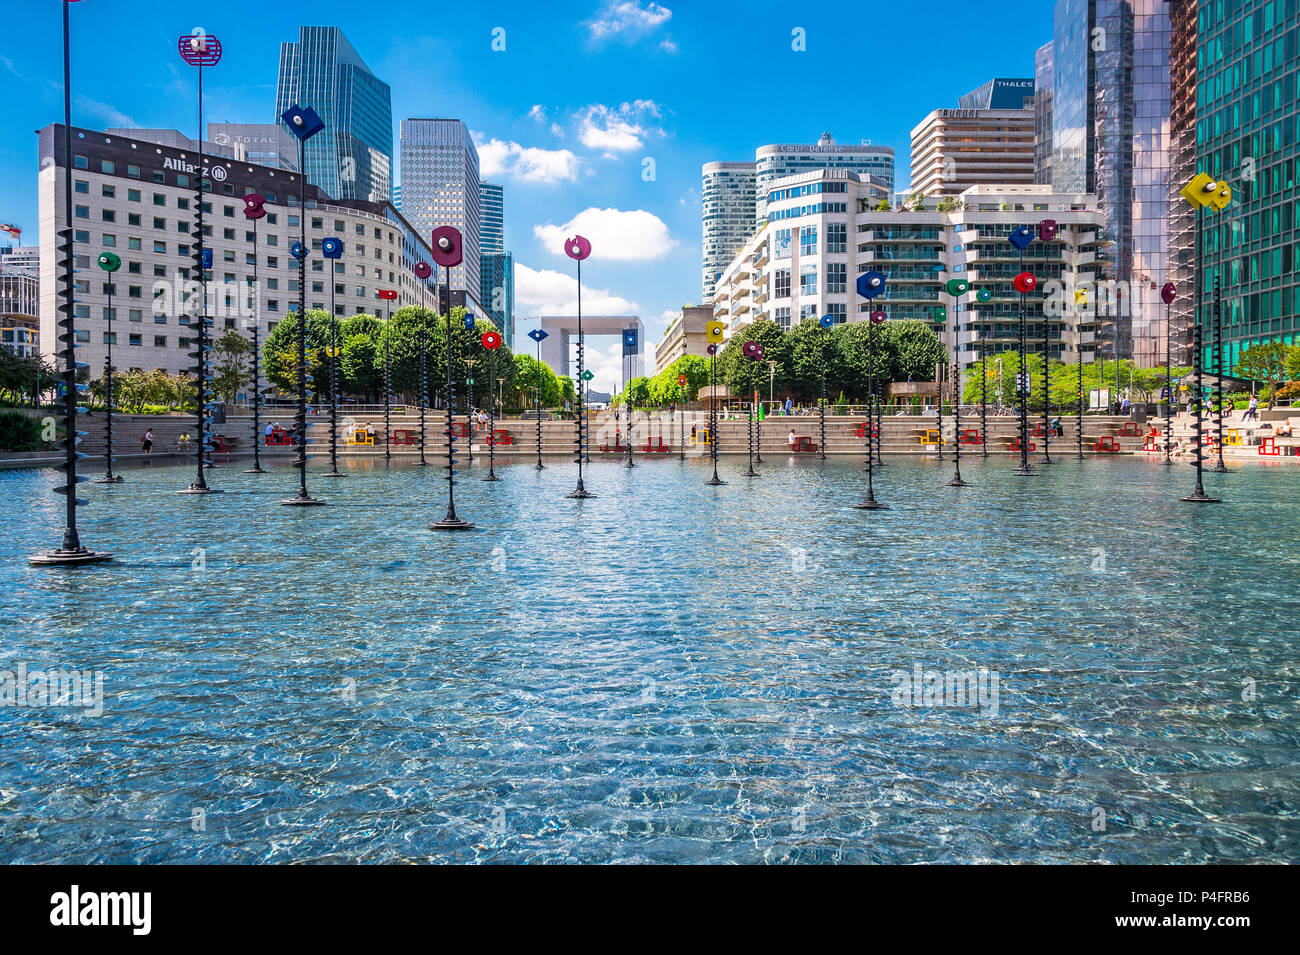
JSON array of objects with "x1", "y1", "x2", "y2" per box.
[
  {"x1": 534, "y1": 464, "x2": 546, "y2": 470},
  {"x1": 321, "y1": 471, "x2": 345, "y2": 478},
  {"x1": 565, "y1": 489, "x2": 596, "y2": 499},
  {"x1": 244, "y1": 466, "x2": 267, "y2": 474},
  {"x1": 947, "y1": 477, "x2": 970, "y2": 487},
  {"x1": 93, "y1": 475, "x2": 124, "y2": 484},
  {"x1": 1012, "y1": 467, "x2": 1037, "y2": 476},
  {"x1": 430, "y1": 518, "x2": 475, "y2": 531},
  {"x1": 29, "y1": 548, "x2": 114, "y2": 566},
  {"x1": 281, "y1": 495, "x2": 326, "y2": 506},
  {"x1": 705, "y1": 477, "x2": 728, "y2": 486},
  {"x1": 1208, "y1": 464, "x2": 1231, "y2": 474},
  {"x1": 853, "y1": 499, "x2": 888, "y2": 510},
  {"x1": 1181, "y1": 492, "x2": 1222, "y2": 503},
  {"x1": 177, "y1": 485, "x2": 222, "y2": 494},
  {"x1": 482, "y1": 474, "x2": 502, "y2": 482}
]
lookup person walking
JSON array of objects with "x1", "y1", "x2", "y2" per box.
[{"x1": 141, "y1": 428, "x2": 153, "y2": 453}]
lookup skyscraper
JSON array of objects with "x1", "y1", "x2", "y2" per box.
[
  {"x1": 910, "y1": 82, "x2": 1036, "y2": 197},
  {"x1": 400, "y1": 119, "x2": 480, "y2": 303},
  {"x1": 275, "y1": 26, "x2": 392, "y2": 202},
  {"x1": 1190, "y1": 0, "x2": 1299, "y2": 371},
  {"x1": 701, "y1": 161, "x2": 756, "y2": 302},
  {"x1": 1034, "y1": 43, "x2": 1055, "y2": 186},
  {"x1": 1050, "y1": 0, "x2": 1173, "y2": 366},
  {"x1": 479, "y1": 181, "x2": 513, "y2": 348}
]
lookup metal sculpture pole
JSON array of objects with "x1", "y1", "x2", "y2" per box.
[
  {"x1": 481, "y1": 330, "x2": 502, "y2": 482},
  {"x1": 280, "y1": 104, "x2": 324, "y2": 505},
  {"x1": 1008, "y1": 226, "x2": 1037, "y2": 476},
  {"x1": 935, "y1": 341, "x2": 944, "y2": 463},
  {"x1": 624, "y1": 386, "x2": 635, "y2": 469},
  {"x1": 943, "y1": 282, "x2": 970, "y2": 486},
  {"x1": 1210, "y1": 277, "x2": 1228, "y2": 473},
  {"x1": 429, "y1": 227, "x2": 473, "y2": 529},
  {"x1": 414, "y1": 267, "x2": 431, "y2": 467},
  {"x1": 854, "y1": 311, "x2": 885, "y2": 510},
  {"x1": 1037, "y1": 220, "x2": 1060, "y2": 465},
  {"x1": 1182, "y1": 203, "x2": 1220, "y2": 503},
  {"x1": 323, "y1": 238, "x2": 342, "y2": 478},
  {"x1": 1162, "y1": 283, "x2": 1176, "y2": 465},
  {"x1": 94, "y1": 251, "x2": 122, "y2": 483},
  {"x1": 741, "y1": 342, "x2": 763, "y2": 478},
  {"x1": 979, "y1": 325, "x2": 989, "y2": 458},
  {"x1": 529, "y1": 328, "x2": 548, "y2": 469},
  {"x1": 465, "y1": 354, "x2": 476, "y2": 465},
  {"x1": 564, "y1": 235, "x2": 594, "y2": 498},
  {"x1": 1076, "y1": 322, "x2": 1085, "y2": 461},
  {"x1": 31, "y1": 0, "x2": 110, "y2": 564},
  {"x1": 704, "y1": 337, "x2": 725, "y2": 485},
  {"x1": 179, "y1": 31, "x2": 223, "y2": 495},
  {"x1": 242, "y1": 198, "x2": 268, "y2": 474},
  {"x1": 677, "y1": 374, "x2": 687, "y2": 461},
  {"x1": 378, "y1": 291, "x2": 397, "y2": 463},
  {"x1": 818, "y1": 315, "x2": 830, "y2": 461}
]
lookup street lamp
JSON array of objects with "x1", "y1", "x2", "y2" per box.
[
  {"x1": 528, "y1": 328, "x2": 548, "y2": 469},
  {"x1": 241, "y1": 193, "x2": 268, "y2": 474},
  {"x1": 93, "y1": 251, "x2": 123, "y2": 484},
  {"x1": 321, "y1": 236, "x2": 343, "y2": 478},
  {"x1": 30, "y1": 0, "x2": 112, "y2": 564},
  {"x1": 853, "y1": 270, "x2": 887, "y2": 510},
  {"x1": 704, "y1": 321, "x2": 726, "y2": 486},
  {"x1": 279, "y1": 102, "x2": 326, "y2": 506},
  {"x1": 1008, "y1": 225, "x2": 1038, "y2": 476},
  {"x1": 178, "y1": 31, "x2": 225, "y2": 496},
  {"x1": 429, "y1": 225, "x2": 474, "y2": 530},
  {"x1": 564, "y1": 235, "x2": 595, "y2": 499}
]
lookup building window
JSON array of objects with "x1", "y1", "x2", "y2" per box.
[
  {"x1": 800, "y1": 304, "x2": 818, "y2": 322},
  {"x1": 102, "y1": 184, "x2": 115, "y2": 198},
  {"x1": 101, "y1": 160, "x2": 114, "y2": 174},
  {"x1": 101, "y1": 210, "x2": 115, "y2": 222},
  {"x1": 826, "y1": 262, "x2": 847, "y2": 293},
  {"x1": 102, "y1": 234, "x2": 116, "y2": 247},
  {"x1": 826, "y1": 222, "x2": 847, "y2": 254},
  {"x1": 127, "y1": 164, "x2": 141, "y2": 179},
  {"x1": 774, "y1": 268, "x2": 791, "y2": 299},
  {"x1": 827, "y1": 302, "x2": 846, "y2": 324},
  {"x1": 74, "y1": 205, "x2": 89, "y2": 219},
  {"x1": 799, "y1": 226, "x2": 818, "y2": 257},
  {"x1": 128, "y1": 237, "x2": 141, "y2": 251},
  {"x1": 74, "y1": 180, "x2": 89, "y2": 194},
  {"x1": 800, "y1": 265, "x2": 818, "y2": 296},
  {"x1": 128, "y1": 334, "x2": 142, "y2": 347},
  {"x1": 774, "y1": 306, "x2": 791, "y2": 330},
  {"x1": 154, "y1": 336, "x2": 167, "y2": 347}
]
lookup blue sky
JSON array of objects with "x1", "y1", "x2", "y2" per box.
[{"x1": 0, "y1": 0, "x2": 1053, "y2": 392}]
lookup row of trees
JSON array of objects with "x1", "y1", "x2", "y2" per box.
[{"x1": 620, "y1": 317, "x2": 949, "y2": 406}]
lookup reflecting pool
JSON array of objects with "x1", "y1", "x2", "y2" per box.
[{"x1": 0, "y1": 454, "x2": 1296, "y2": 863}]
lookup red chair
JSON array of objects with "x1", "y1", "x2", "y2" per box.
[
  {"x1": 1118, "y1": 421, "x2": 1143, "y2": 437},
  {"x1": 792, "y1": 435, "x2": 817, "y2": 453},
  {"x1": 1095, "y1": 436, "x2": 1119, "y2": 453},
  {"x1": 1009, "y1": 438, "x2": 1036, "y2": 452},
  {"x1": 959, "y1": 429, "x2": 983, "y2": 445},
  {"x1": 1259, "y1": 437, "x2": 1280, "y2": 456},
  {"x1": 390, "y1": 429, "x2": 417, "y2": 446}
]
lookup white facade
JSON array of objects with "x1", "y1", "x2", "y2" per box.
[
  {"x1": 909, "y1": 109, "x2": 1037, "y2": 197},
  {"x1": 37, "y1": 125, "x2": 480, "y2": 382},
  {"x1": 712, "y1": 175, "x2": 1108, "y2": 370},
  {"x1": 754, "y1": 133, "x2": 895, "y2": 223}
]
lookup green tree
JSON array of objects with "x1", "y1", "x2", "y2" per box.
[
  {"x1": 1234, "y1": 341, "x2": 1290, "y2": 408},
  {"x1": 211, "y1": 330, "x2": 254, "y2": 403}
]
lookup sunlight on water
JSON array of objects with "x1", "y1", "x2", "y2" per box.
[{"x1": 0, "y1": 454, "x2": 1296, "y2": 863}]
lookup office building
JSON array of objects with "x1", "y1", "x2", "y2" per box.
[
  {"x1": 654, "y1": 305, "x2": 712, "y2": 374},
  {"x1": 910, "y1": 106, "x2": 1036, "y2": 197},
  {"x1": 479, "y1": 182, "x2": 504, "y2": 253},
  {"x1": 710, "y1": 172, "x2": 1107, "y2": 371},
  {"x1": 1165, "y1": 0, "x2": 1197, "y2": 365},
  {"x1": 1, "y1": 267, "x2": 39, "y2": 358},
  {"x1": 1191, "y1": 0, "x2": 1300, "y2": 369},
  {"x1": 208, "y1": 123, "x2": 298, "y2": 171},
  {"x1": 275, "y1": 26, "x2": 392, "y2": 202},
  {"x1": 1034, "y1": 43, "x2": 1055, "y2": 186},
  {"x1": 0, "y1": 245, "x2": 40, "y2": 277},
  {"x1": 477, "y1": 181, "x2": 512, "y2": 348},
  {"x1": 391, "y1": 184, "x2": 401, "y2": 212},
  {"x1": 35, "y1": 125, "x2": 483, "y2": 389},
  {"x1": 701, "y1": 161, "x2": 756, "y2": 302},
  {"x1": 1049, "y1": 0, "x2": 1173, "y2": 365},
  {"x1": 754, "y1": 133, "x2": 895, "y2": 223},
  {"x1": 958, "y1": 78, "x2": 1036, "y2": 110},
  {"x1": 399, "y1": 118, "x2": 480, "y2": 303}
]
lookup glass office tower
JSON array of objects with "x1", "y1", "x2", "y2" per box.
[
  {"x1": 275, "y1": 26, "x2": 393, "y2": 202},
  {"x1": 1195, "y1": 0, "x2": 1299, "y2": 370},
  {"x1": 1052, "y1": 0, "x2": 1172, "y2": 365}
]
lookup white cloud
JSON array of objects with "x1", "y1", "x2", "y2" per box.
[
  {"x1": 575, "y1": 101, "x2": 665, "y2": 155},
  {"x1": 514, "y1": 262, "x2": 637, "y2": 315},
  {"x1": 76, "y1": 96, "x2": 137, "y2": 128},
  {"x1": 533, "y1": 207, "x2": 676, "y2": 261},
  {"x1": 474, "y1": 134, "x2": 581, "y2": 184},
  {"x1": 588, "y1": 2, "x2": 673, "y2": 42},
  {"x1": 659, "y1": 38, "x2": 679, "y2": 53},
  {"x1": 527, "y1": 104, "x2": 547, "y2": 122}
]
